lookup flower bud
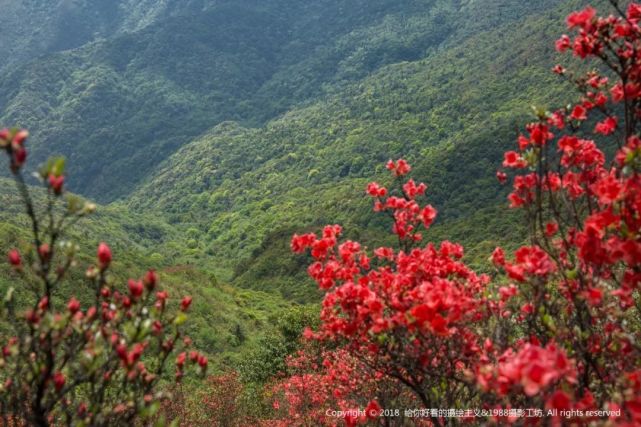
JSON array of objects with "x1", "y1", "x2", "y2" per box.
[
  {"x1": 176, "y1": 352, "x2": 186, "y2": 368},
  {"x1": 97, "y1": 243, "x2": 112, "y2": 269},
  {"x1": 152, "y1": 320, "x2": 163, "y2": 335},
  {"x1": 38, "y1": 244, "x2": 51, "y2": 262},
  {"x1": 156, "y1": 291, "x2": 168, "y2": 310},
  {"x1": 53, "y1": 372, "x2": 65, "y2": 392},
  {"x1": 143, "y1": 270, "x2": 157, "y2": 291},
  {"x1": 26, "y1": 310, "x2": 39, "y2": 324},
  {"x1": 197, "y1": 354, "x2": 208, "y2": 369},
  {"x1": 180, "y1": 296, "x2": 193, "y2": 311},
  {"x1": 128, "y1": 279, "x2": 143, "y2": 299},
  {"x1": 12, "y1": 130, "x2": 28, "y2": 146},
  {"x1": 67, "y1": 297, "x2": 81, "y2": 315},
  {"x1": 86, "y1": 307, "x2": 97, "y2": 319},
  {"x1": 47, "y1": 174, "x2": 64, "y2": 196},
  {"x1": 77, "y1": 403, "x2": 87, "y2": 417},
  {"x1": 7, "y1": 250, "x2": 21, "y2": 267},
  {"x1": 12, "y1": 147, "x2": 27, "y2": 169},
  {"x1": 116, "y1": 344, "x2": 127, "y2": 361}
]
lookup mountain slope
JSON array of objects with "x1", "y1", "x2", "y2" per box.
[
  {"x1": 0, "y1": 0, "x2": 559, "y2": 201},
  {"x1": 0, "y1": 0, "x2": 163, "y2": 69},
  {"x1": 1, "y1": 0, "x2": 593, "y2": 304},
  {"x1": 124, "y1": 0, "x2": 587, "y2": 300},
  {"x1": 0, "y1": 175, "x2": 292, "y2": 366}
]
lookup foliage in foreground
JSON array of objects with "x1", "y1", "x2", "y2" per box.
[
  {"x1": 0, "y1": 130, "x2": 206, "y2": 425},
  {"x1": 265, "y1": 3, "x2": 641, "y2": 425}
]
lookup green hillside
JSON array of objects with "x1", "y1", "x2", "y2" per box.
[
  {"x1": 0, "y1": 175, "x2": 293, "y2": 370},
  {"x1": 0, "y1": 0, "x2": 560, "y2": 202},
  {"x1": 125, "y1": 0, "x2": 587, "y2": 300},
  {"x1": 0, "y1": 0, "x2": 597, "y2": 364},
  {"x1": 0, "y1": 0, "x2": 246, "y2": 70}
]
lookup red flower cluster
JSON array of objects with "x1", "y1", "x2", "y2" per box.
[
  {"x1": 478, "y1": 342, "x2": 576, "y2": 397},
  {"x1": 385, "y1": 158, "x2": 411, "y2": 176},
  {"x1": 490, "y1": 3, "x2": 641, "y2": 424},
  {"x1": 281, "y1": 161, "x2": 489, "y2": 424},
  {"x1": 276, "y1": 4, "x2": 641, "y2": 425},
  {"x1": 270, "y1": 348, "x2": 413, "y2": 426}
]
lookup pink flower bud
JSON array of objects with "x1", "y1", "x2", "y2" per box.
[
  {"x1": 38, "y1": 244, "x2": 51, "y2": 261},
  {"x1": 152, "y1": 320, "x2": 163, "y2": 335},
  {"x1": 128, "y1": 280, "x2": 143, "y2": 299},
  {"x1": 48, "y1": 174, "x2": 64, "y2": 195},
  {"x1": 176, "y1": 352, "x2": 186, "y2": 367},
  {"x1": 197, "y1": 354, "x2": 208, "y2": 369},
  {"x1": 97, "y1": 243, "x2": 112, "y2": 269},
  {"x1": 180, "y1": 296, "x2": 193, "y2": 311},
  {"x1": 143, "y1": 270, "x2": 157, "y2": 291},
  {"x1": 67, "y1": 297, "x2": 81, "y2": 315},
  {"x1": 12, "y1": 130, "x2": 28, "y2": 146},
  {"x1": 116, "y1": 344, "x2": 127, "y2": 361},
  {"x1": 7, "y1": 249, "x2": 21, "y2": 267}
]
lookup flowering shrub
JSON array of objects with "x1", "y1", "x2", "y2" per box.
[
  {"x1": 161, "y1": 371, "x2": 250, "y2": 426},
  {"x1": 271, "y1": 161, "x2": 490, "y2": 426},
  {"x1": 490, "y1": 2, "x2": 641, "y2": 423},
  {"x1": 0, "y1": 129, "x2": 206, "y2": 425},
  {"x1": 273, "y1": 2, "x2": 641, "y2": 425},
  {"x1": 271, "y1": 347, "x2": 414, "y2": 426}
]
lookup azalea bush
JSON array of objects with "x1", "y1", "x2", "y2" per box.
[
  {"x1": 0, "y1": 129, "x2": 206, "y2": 425},
  {"x1": 271, "y1": 160, "x2": 489, "y2": 426},
  {"x1": 161, "y1": 371, "x2": 254, "y2": 426},
  {"x1": 488, "y1": 1, "x2": 641, "y2": 422},
  {"x1": 270, "y1": 2, "x2": 641, "y2": 425}
]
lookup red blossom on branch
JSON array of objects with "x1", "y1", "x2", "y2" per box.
[
  {"x1": 489, "y1": 2, "x2": 641, "y2": 423},
  {"x1": 0, "y1": 127, "x2": 203, "y2": 425}
]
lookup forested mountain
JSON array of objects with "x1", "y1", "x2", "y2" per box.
[
  {"x1": 0, "y1": 0, "x2": 596, "y2": 327},
  {"x1": 0, "y1": 0, "x2": 595, "y2": 303},
  {"x1": 0, "y1": 0, "x2": 189, "y2": 69},
  {"x1": 125, "y1": 0, "x2": 586, "y2": 299},
  {"x1": 0, "y1": 0, "x2": 561, "y2": 201}
]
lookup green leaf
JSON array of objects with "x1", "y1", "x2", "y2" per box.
[
  {"x1": 174, "y1": 312, "x2": 188, "y2": 326},
  {"x1": 66, "y1": 194, "x2": 83, "y2": 214},
  {"x1": 4, "y1": 287, "x2": 14, "y2": 304},
  {"x1": 39, "y1": 156, "x2": 66, "y2": 178}
]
